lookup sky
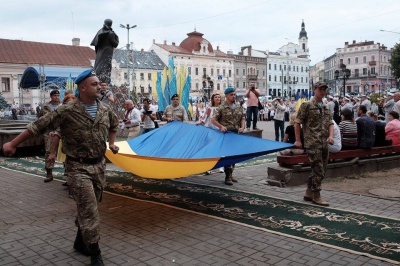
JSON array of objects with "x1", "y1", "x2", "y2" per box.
[{"x1": 2, "y1": 0, "x2": 400, "y2": 65}]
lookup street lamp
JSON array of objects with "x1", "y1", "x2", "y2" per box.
[
  {"x1": 120, "y1": 24, "x2": 137, "y2": 91},
  {"x1": 334, "y1": 63, "x2": 351, "y2": 97}
]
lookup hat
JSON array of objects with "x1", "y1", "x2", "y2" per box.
[
  {"x1": 344, "y1": 97, "x2": 350, "y2": 101},
  {"x1": 50, "y1": 89, "x2": 60, "y2": 96},
  {"x1": 361, "y1": 94, "x2": 366, "y2": 97},
  {"x1": 171, "y1": 94, "x2": 179, "y2": 100},
  {"x1": 74, "y1": 69, "x2": 96, "y2": 84},
  {"x1": 224, "y1": 87, "x2": 235, "y2": 94},
  {"x1": 314, "y1": 82, "x2": 328, "y2": 89},
  {"x1": 328, "y1": 95, "x2": 334, "y2": 99},
  {"x1": 345, "y1": 93, "x2": 350, "y2": 98}
]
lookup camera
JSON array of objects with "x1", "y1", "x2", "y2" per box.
[
  {"x1": 100, "y1": 90, "x2": 105, "y2": 96},
  {"x1": 251, "y1": 86, "x2": 255, "y2": 90}
]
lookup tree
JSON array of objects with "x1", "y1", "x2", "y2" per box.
[
  {"x1": 0, "y1": 92, "x2": 9, "y2": 109},
  {"x1": 389, "y1": 43, "x2": 400, "y2": 81}
]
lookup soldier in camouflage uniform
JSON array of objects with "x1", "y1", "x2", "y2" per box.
[
  {"x1": 212, "y1": 87, "x2": 245, "y2": 185},
  {"x1": 40, "y1": 89, "x2": 61, "y2": 182},
  {"x1": 294, "y1": 82, "x2": 334, "y2": 206},
  {"x1": 3, "y1": 69, "x2": 119, "y2": 266}
]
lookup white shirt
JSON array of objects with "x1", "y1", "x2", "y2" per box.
[
  {"x1": 328, "y1": 120, "x2": 342, "y2": 153},
  {"x1": 121, "y1": 108, "x2": 141, "y2": 130},
  {"x1": 141, "y1": 106, "x2": 156, "y2": 129}
]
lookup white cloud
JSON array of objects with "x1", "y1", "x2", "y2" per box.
[{"x1": 1, "y1": 0, "x2": 400, "y2": 65}]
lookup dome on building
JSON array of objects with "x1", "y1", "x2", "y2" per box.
[
  {"x1": 299, "y1": 20, "x2": 308, "y2": 39},
  {"x1": 179, "y1": 31, "x2": 214, "y2": 52}
]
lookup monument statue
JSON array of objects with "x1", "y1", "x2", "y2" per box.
[{"x1": 91, "y1": 19, "x2": 119, "y2": 84}]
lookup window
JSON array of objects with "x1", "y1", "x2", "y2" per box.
[
  {"x1": 148, "y1": 73, "x2": 152, "y2": 80},
  {"x1": 274, "y1": 76, "x2": 277, "y2": 82},
  {"x1": 236, "y1": 81, "x2": 239, "y2": 88},
  {"x1": 263, "y1": 70, "x2": 265, "y2": 76},
  {"x1": 363, "y1": 56, "x2": 367, "y2": 63},
  {"x1": 211, "y1": 69, "x2": 214, "y2": 76},
  {"x1": 256, "y1": 70, "x2": 259, "y2": 76},
  {"x1": 217, "y1": 83, "x2": 220, "y2": 90},
  {"x1": 355, "y1": 69, "x2": 359, "y2": 77},
  {"x1": 269, "y1": 64, "x2": 271, "y2": 70},
  {"x1": 217, "y1": 69, "x2": 220, "y2": 76},
  {"x1": 1, "y1": 77, "x2": 10, "y2": 92},
  {"x1": 203, "y1": 68, "x2": 206, "y2": 76},
  {"x1": 371, "y1": 55, "x2": 375, "y2": 61},
  {"x1": 223, "y1": 69, "x2": 226, "y2": 76},
  {"x1": 340, "y1": 59, "x2": 343, "y2": 65},
  {"x1": 236, "y1": 69, "x2": 239, "y2": 75},
  {"x1": 269, "y1": 75, "x2": 271, "y2": 81},
  {"x1": 284, "y1": 65, "x2": 286, "y2": 71},
  {"x1": 228, "y1": 70, "x2": 232, "y2": 77},
  {"x1": 243, "y1": 82, "x2": 246, "y2": 88},
  {"x1": 371, "y1": 67, "x2": 375, "y2": 74},
  {"x1": 195, "y1": 68, "x2": 199, "y2": 75},
  {"x1": 279, "y1": 65, "x2": 282, "y2": 71},
  {"x1": 363, "y1": 68, "x2": 367, "y2": 75},
  {"x1": 242, "y1": 69, "x2": 245, "y2": 75},
  {"x1": 301, "y1": 77, "x2": 303, "y2": 83},
  {"x1": 355, "y1": 57, "x2": 358, "y2": 64},
  {"x1": 188, "y1": 67, "x2": 191, "y2": 75},
  {"x1": 274, "y1": 64, "x2": 277, "y2": 70},
  {"x1": 301, "y1": 66, "x2": 303, "y2": 72},
  {"x1": 140, "y1": 73, "x2": 144, "y2": 80},
  {"x1": 347, "y1": 58, "x2": 351, "y2": 64}
]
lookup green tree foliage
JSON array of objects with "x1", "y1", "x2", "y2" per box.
[
  {"x1": 389, "y1": 43, "x2": 400, "y2": 80},
  {"x1": 0, "y1": 92, "x2": 9, "y2": 109}
]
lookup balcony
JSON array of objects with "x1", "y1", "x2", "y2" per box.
[
  {"x1": 247, "y1": 75, "x2": 258, "y2": 81},
  {"x1": 369, "y1": 61, "x2": 376, "y2": 66}
]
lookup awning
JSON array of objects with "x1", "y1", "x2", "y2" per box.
[{"x1": 20, "y1": 66, "x2": 90, "y2": 89}]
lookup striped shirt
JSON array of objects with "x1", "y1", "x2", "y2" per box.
[
  {"x1": 80, "y1": 101, "x2": 97, "y2": 119},
  {"x1": 339, "y1": 120, "x2": 358, "y2": 148}
]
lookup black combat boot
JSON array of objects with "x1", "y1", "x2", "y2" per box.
[
  {"x1": 90, "y1": 242, "x2": 104, "y2": 266},
  {"x1": 44, "y1": 168, "x2": 53, "y2": 183},
  {"x1": 73, "y1": 229, "x2": 91, "y2": 256}
]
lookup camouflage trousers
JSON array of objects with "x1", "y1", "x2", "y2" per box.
[
  {"x1": 306, "y1": 148, "x2": 329, "y2": 192},
  {"x1": 66, "y1": 158, "x2": 106, "y2": 244},
  {"x1": 224, "y1": 164, "x2": 235, "y2": 179},
  {"x1": 44, "y1": 132, "x2": 55, "y2": 169}
]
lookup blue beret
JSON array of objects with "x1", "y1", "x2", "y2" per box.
[
  {"x1": 224, "y1": 87, "x2": 235, "y2": 95},
  {"x1": 74, "y1": 69, "x2": 97, "y2": 84}
]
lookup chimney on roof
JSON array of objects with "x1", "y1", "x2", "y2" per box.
[
  {"x1": 172, "y1": 42, "x2": 175, "y2": 46},
  {"x1": 72, "y1": 37, "x2": 80, "y2": 46},
  {"x1": 163, "y1": 40, "x2": 167, "y2": 45},
  {"x1": 344, "y1": 41, "x2": 348, "y2": 47},
  {"x1": 141, "y1": 48, "x2": 144, "y2": 54},
  {"x1": 353, "y1": 40, "x2": 356, "y2": 44},
  {"x1": 227, "y1": 50, "x2": 233, "y2": 55},
  {"x1": 153, "y1": 39, "x2": 155, "y2": 44},
  {"x1": 216, "y1": 46, "x2": 219, "y2": 51}
]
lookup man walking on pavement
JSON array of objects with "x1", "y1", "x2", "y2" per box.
[
  {"x1": 245, "y1": 81, "x2": 261, "y2": 130},
  {"x1": 2, "y1": 69, "x2": 120, "y2": 266},
  {"x1": 294, "y1": 82, "x2": 334, "y2": 206},
  {"x1": 41, "y1": 89, "x2": 61, "y2": 182},
  {"x1": 212, "y1": 87, "x2": 245, "y2": 185}
]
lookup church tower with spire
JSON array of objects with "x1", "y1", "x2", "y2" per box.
[{"x1": 298, "y1": 19, "x2": 309, "y2": 57}]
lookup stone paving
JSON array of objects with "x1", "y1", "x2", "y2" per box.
[
  {"x1": 1, "y1": 163, "x2": 399, "y2": 266},
  {"x1": 1, "y1": 120, "x2": 399, "y2": 265}
]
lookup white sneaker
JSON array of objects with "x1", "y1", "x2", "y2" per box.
[{"x1": 219, "y1": 168, "x2": 224, "y2": 173}]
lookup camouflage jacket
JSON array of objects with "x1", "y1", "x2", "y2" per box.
[
  {"x1": 39, "y1": 102, "x2": 61, "y2": 133},
  {"x1": 295, "y1": 97, "x2": 333, "y2": 149},
  {"x1": 213, "y1": 101, "x2": 245, "y2": 132},
  {"x1": 28, "y1": 98, "x2": 119, "y2": 159}
]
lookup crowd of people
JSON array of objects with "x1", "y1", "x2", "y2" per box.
[{"x1": 2, "y1": 67, "x2": 400, "y2": 265}]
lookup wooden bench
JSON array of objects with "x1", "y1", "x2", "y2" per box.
[{"x1": 277, "y1": 145, "x2": 400, "y2": 167}]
